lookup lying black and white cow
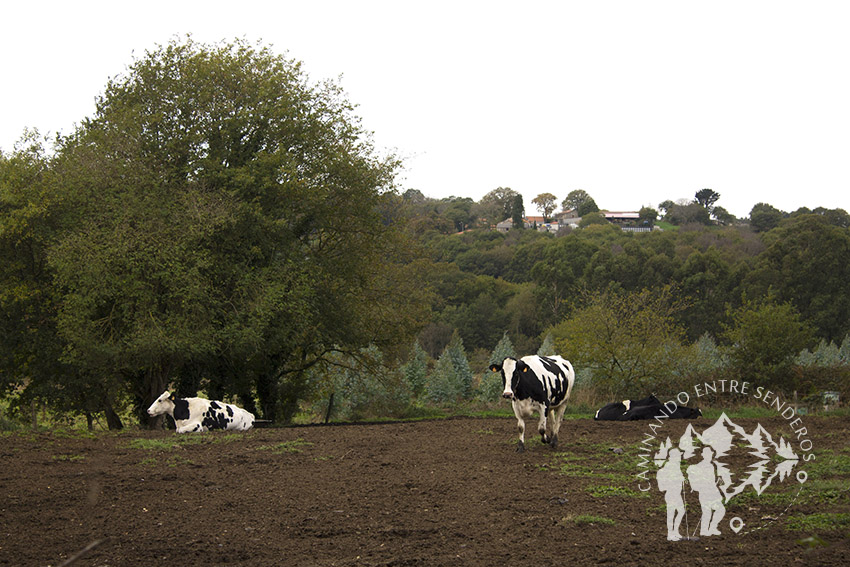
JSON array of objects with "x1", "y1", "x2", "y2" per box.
[
  {"x1": 594, "y1": 394, "x2": 702, "y2": 421},
  {"x1": 489, "y1": 355, "x2": 575, "y2": 452},
  {"x1": 147, "y1": 391, "x2": 255, "y2": 433}
]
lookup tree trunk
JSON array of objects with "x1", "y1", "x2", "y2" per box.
[{"x1": 105, "y1": 404, "x2": 124, "y2": 430}]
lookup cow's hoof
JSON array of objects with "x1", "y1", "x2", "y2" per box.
[
  {"x1": 549, "y1": 436, "x2": 559, "y2": 449},
  {"x1": 516, "y1": 442, "x2": 526, "y2": 453}
]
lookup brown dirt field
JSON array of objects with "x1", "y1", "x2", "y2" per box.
[{"x1": 2, "y1": 415, "x2": 849, "y2": 566}]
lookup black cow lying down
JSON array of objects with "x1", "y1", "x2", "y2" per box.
[{"x1": 594, "y1": 394, "x2": 701, "y2": 421}]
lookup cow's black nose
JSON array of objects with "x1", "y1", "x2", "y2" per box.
[{"x1": 502, "y1": 393, "x2": 513, "y2": 400}]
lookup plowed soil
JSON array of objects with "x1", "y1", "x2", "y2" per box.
[{"x1": 2, "y1": 416, "x2": 849, "y2": 566}]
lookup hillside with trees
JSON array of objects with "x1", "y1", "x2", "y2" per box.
[{"x1": 2, "y1": 38, "x2": 849, "y2": 428}]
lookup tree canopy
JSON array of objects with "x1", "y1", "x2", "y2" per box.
[{"x1": 2, "y1": 38, "x2": 430, "y2": 426}]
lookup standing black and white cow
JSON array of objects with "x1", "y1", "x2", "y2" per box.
[
  {"x1": 489, "y1": 355, "x2": 575, "y2": 452},
  {"x1": 147, "y1": 391, "x2": 255, "y2": 433}
]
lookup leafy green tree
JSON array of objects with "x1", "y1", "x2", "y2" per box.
[
  {"x1": 46, "y1": 38, "x2": 429, "y2": 425},
  {"x1": 562, "y1": 189, "x2": 593, "y2": 212},
  {"x1": 638, "y1": 206, "x2": 657, "y2": 227},
  {"x1": 530, "y1": 236, "x2": 597, "y2": 320},
  {"x1": 442, "y1": 197, "x2": 476, "y2": 232},
  {"x1": 711, "y1": 206, "x2": 735, "y2": 225},
  {"x1": 532, "y1": 193, "x2": 558, "y2": 219},
  {"x1": 749, "y1": 202, "x2": 784, "y2": 232},
  {"x1": 722, "y1": 298, "x2": 814, "y2": 391},
  {"x1": 479, "y1": 186, "x2": 519, "y2": 225},
  {"x1": 0, "y1": 136, "x2": 117, "y2": 425},
  {"x1": 675, "y1": 248, "x2": 736, "y2": 340},
  {"x1": 695, "y1": 188, "x2": 720, "y2": 211},
  {"x1": 746, "y1": 214, "x2": 850, "y2": 342},
  {"x1": 577, "y1": 197, "x2": 600, "y2": 217},
  {"x1": 658, "y1": 200, "x2": 676, "y2": 218},
  {"x1": 549, "y1": 287, "x2": 689, "y2": 397},
  {"x1": 578, "y1": 211, "x2": 608, "y2": 227},
  {"x1": 668, "y1": 203, "x2": 711, "y2": 225}
]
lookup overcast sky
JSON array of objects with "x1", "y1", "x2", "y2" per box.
[{"x1": 3, "y1": 1, "x2": 849, "y2": 218}]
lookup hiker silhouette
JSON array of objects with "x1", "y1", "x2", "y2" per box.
[
  {"x1": 686, "y1": 446, "x2": 726, "y2": 536},
  {"x1": 656, "y1": 448, "x2": 685, "y2": 541}
]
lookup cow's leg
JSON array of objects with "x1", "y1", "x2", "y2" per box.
[
  {"x1": 537, "y1": 403, "x2": 548, "y2": 444},
  {"x1": 543, "y1": 404, "x2": 557, "y2": 447},
  {"x1": 549, "y1": 403, "x2": 569, "y2": 449},
  {"x1": 516, "y1": 416, "x2": 526, "y2": 452},
  {"x1": 512, "y1": 400, "x2": 529, "y2": 452}
]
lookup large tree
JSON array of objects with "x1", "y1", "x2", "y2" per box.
[
  {"x1": 695, "y1": 188, "x2": 720, "y2": 211},
  {"x1": 479, "y1": 186, "x2": 519, "y2": 225},
  {"x1": 561, "y1": 189, "x2": 593, "y2": 212},
  {"x1": 532, "y1": 192, "x2": 557, "y2": 219},
  {"x1": 549, "y1": 286, "x2": 689, "y2": 396},
  {"x1": 46, "y1": 38, "x2": 429, "y2": 425},
  {"x1": 749, "y1": 202, "x2": 784, "y2": 232}
]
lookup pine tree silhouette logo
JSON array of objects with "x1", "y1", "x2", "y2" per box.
[{"x1": 653, "y1": 412, "x2": 805, "y2": 541}]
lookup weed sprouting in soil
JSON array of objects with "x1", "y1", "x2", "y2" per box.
[
  {"x1": 256, "y1": 438, "x2": 313, "y2": 454},
  {"x1": 51, "y1": 454, "x2": 85, "y2": 462}
]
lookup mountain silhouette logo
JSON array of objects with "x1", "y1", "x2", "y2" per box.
[{"x1": 652, "y1": 413, "x2": 805, "y2": 540}]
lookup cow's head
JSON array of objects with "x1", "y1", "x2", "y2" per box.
[
  {"x1": 489, "y1": 358, "x2": 528, "y2": 400},
  {"x1": 147, "y1": 390, "x2": 175, "y2": 417}
]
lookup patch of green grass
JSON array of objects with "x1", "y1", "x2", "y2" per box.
[
  {"x1": 785, "y1": 512, "x2": 850, "y2": 532},
  {"x1": 256, "y1": 438, "x2": 313, "y2": 454},
  {"x1": 52, "y1": 454, "x2": 85, "y2": 462},
  {"x1": 806, "y1": 450, "x2": 850, "y2": 477},
  {"x1": 572, "y1": 514, "x2": 616, "y2": 526},
  {"x1": 139, "y1": 457, "x2": 157, "y2": 467},
  {"x1": 166, "y1": 455, "x2": 195, "y2": 467},
  {"x1": 726, "y1": 485, "x2": 801, "y2": 508},
  {"x1": 126, "y1": 436, "x2": 206, "y2": 450},
  {"x1": 546, "y1": 446, "x2": 634, "y2": 484},
  {"x1": 587, "y1": 484, "x2": 648, "y2": 498},
  {"x1": 800, "y1": 479, "x2": 850, "y2": 505}
]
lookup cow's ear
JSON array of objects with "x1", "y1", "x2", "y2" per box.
[
  {"x1": 168, "y1": 392, "x2": 176, "y2": 401},
  {"x1": 488, "y1": 364, "x2": 501, "y2": 373}
]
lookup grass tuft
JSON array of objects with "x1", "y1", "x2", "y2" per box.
[{"x1": 256, "y1": 438, "x2": 313, "y2": 454}]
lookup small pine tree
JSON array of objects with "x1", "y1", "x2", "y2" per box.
[
  {"x1": 426, "y1": 349, "x2": 459, "y2": 404},
  {"x1": 489, "y1": 331, "x2": 517, "y2": 365},
  {"x1": 446, "y1": 331, "x2": 474, "y2": 399},
  {"x1": 402, "y1": 341, "x2": 428, "y2": 397},
  {"x1": 479, "y1": 332, "x2": 516, "y2": 402},
  {"x1": 426, "y1": 331, "x2": 473, "y2": 404},
  {"x1": 537, "y1": 333, "x2": 555, "y2": 357}
]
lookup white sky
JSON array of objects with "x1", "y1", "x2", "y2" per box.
[{"x1": 3, "y1": 1, "x2": 849, "y2": 218}]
